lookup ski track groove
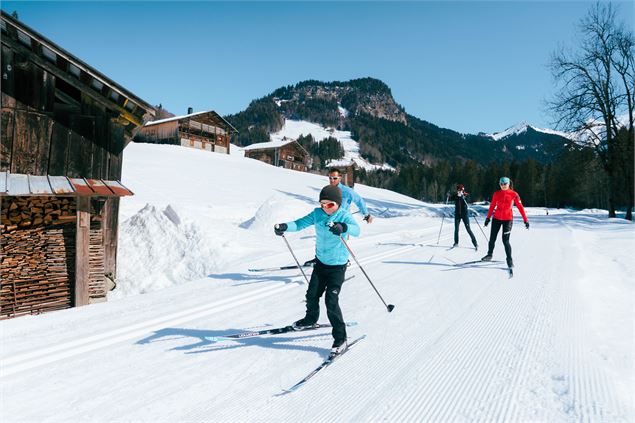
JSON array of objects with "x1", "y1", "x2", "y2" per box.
[
  {"x1": 554, "y1": 228, "x2": 625, "y2": 422},
  {"x1": 397, "y1": 278, "x2": 522, "y2": 421},
  {"x1": 313, "y1": 257, "x2": 500, "y2": 422},
  {"x1": 188, "y1": 233, "x2": 451, "y2": 422},
  {"x1": 1, "y1": 283, "x2": 297, "y2": 376}
]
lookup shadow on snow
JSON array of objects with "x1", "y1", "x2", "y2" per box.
[{"x1": 136, "y1": 327, "x2": 331, "y2": 358}]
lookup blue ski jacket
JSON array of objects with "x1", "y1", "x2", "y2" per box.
[
  {"x1": 338, "y1": 183, "x2": 369, "y2": 216},
  {"x1": 284, "y1": 207, "x2": 360, "y2": 265}
]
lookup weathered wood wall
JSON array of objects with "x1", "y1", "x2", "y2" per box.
[{"x1": 279, "y1": 144, "x2": 308, "y2": 169}]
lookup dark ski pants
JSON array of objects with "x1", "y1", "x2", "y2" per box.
[
  {"x1": 302, "y1": 259, "x2": 347, "y2": 344},
  {"x1": 487, "y1": 218, "x2": 513, "y2": 259},
  {"x1": 454, "y1": 214, "x2": 477, "y2": 245}
]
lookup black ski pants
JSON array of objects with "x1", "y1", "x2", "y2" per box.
[
  {"x1": 303, "y1": 259, "x2": 347, "y2": 344},
  {"x1": 454, "y1": 213, "x2": 477, "y2": 245},
  {"x1": 487, "y1": 218, "x2": 513, "y2": 259}
]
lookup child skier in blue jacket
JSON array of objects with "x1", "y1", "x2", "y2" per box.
[{"x1": 274, "y1": 185, "x2": 360, "y2": 355}]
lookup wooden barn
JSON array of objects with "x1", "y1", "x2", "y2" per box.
[
  {"x1": 135, "y1": 109, "x2": 238, "y2": 154},
  {"x1": 0, "y1": 11, "x2": 155, "y2": 318},
  {"x1": 243, "y1": 138, "x2": 310, "y2": 172}
]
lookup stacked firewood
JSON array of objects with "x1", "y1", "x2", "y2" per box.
[
  {"x1": 88, "y1": 221, "x2": 106, "y2": 300},
  {"x1": 0, "y1": 223, "x2": 74, "y2": 318},
  {"x1": 1, "y1": 196, "x2": 76, "y2": 233}
]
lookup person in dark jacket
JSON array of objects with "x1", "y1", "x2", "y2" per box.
[
  {"x1": 451, "y1": 184, "x2": 478, "y2": 249},
  {"x1": 481, "y1": 177, "x2": 529, "y2": 268},
  {"x1": 274, "y1": 185, "x2": 360, "y2": 356}
]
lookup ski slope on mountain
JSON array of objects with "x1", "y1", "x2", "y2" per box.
[{"x1": 1, "y1": 143, "x2": 633, "y2": 422}]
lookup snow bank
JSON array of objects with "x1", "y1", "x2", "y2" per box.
[
  {"x1": 112, "y1": 204, "x2": 226, "y2": 298},
  {"x1": 239, "y1": 193, "x2": 313, "y2": 232}
]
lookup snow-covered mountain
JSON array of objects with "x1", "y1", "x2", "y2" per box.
[
  {"x1": 487, "y1": 121, "x2": 574, "y2": 141},
  {"x1": 227, "y1": 78, "x2": 572, "y2": 166}
]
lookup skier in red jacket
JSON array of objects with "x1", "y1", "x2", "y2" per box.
[{"x1": 481, "y1": 177, "x2": 529, "y2": 268}]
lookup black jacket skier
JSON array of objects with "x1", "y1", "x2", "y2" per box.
[{"x1": 450, "y1": 184, "x2": 478, "y2": 249}]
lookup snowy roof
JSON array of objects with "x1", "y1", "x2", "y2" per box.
[
  {"x1": 0, "y1": 172, "x2": 133, "y2": 197},
  {"x1": 242, "y1": 139, "x2": 300, "y2": 151},
  {"x1": 144, "y1": 110, "x2": 238, "y2": 133}
]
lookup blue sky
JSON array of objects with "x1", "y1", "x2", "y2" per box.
[{"x1": 3, "y1": 1, "x2": 633, "y2": 134}]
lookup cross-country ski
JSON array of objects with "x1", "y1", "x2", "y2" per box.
[
  {"x1": 279, "y1": 335, "x2": 367, "y2": 395},
  {"x1": 207, "y1": 321, "x2": 358, "y2": 342}
]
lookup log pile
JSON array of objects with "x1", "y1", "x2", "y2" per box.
[
  {"x1": 1, "y1": 223, "x2": 75, "y2": 318},
  {"x1": 1, "y1": 196, "x2": 108, "y2": 317},
  {"x1": 1, "y1": 196, "x2": 76, "y2": 232},
  {"x1": 88, "y1": 221, "x2": 106, "y2": 300}
]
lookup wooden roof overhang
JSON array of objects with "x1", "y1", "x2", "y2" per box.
[
  {"x1": 0, "y1": 11, "x2": 156, "y2": 137},
  {"x1": 0, "y1": 172, "x2": 133, "y2": 197}
]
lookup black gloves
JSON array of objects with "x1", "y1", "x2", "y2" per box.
[
  {"x1": 525, "y1": 221, "x2": 530, "y2": 229},
  {"x1": 484, "y1": 218, "x2": 491, "y2": 227},
  {"x1": 328, "y1": 222, "x2": 347, "y2": 236},
  {"x1": 274, "y1": 223, "x2": 287, "y2": 236},
  {"x1": 363, "y1": 214, "x2": 373, "y2": 223},
  {"x1": 303, "y1": 258, "x2": 317, "y2": 267}
]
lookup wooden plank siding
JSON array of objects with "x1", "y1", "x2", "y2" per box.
[{"x1": 0, "y1": 98, "x2": 125, "y2": 181}]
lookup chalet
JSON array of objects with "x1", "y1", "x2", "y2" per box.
[
  {"x1": 135, "y1": 109, "x2": 238, "y2": 154},
  {"x1": 243, "y1": 138, "x2": 310, "y2": 172},
  {"x1": 0, "y1": 11, "x2": 155, "y2": 318}
]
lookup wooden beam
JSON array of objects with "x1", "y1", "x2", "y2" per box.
[
  {"x1": 74, "y1": 197, "x2": 90, "y2": 306},
  {"x1": 1, "y1": 36, "x2": 146, "y2": 127}
]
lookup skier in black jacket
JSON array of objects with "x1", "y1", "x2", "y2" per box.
[{"x1": 451, "y1": 184, "x2": 478, "y2": 249}]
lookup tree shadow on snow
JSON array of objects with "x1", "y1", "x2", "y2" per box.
[{"x1": 136, "y1": 327, "x2": 331, "y2": 358}]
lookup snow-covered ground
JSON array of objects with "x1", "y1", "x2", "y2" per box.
[{"x1": 1, "y1": 143, "x2": 633, "y2": 422}]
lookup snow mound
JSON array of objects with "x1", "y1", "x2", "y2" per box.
[
  {"x1": 111, "y1": 203, "x2": 224, "y2": 298},
  {"x1": 239, "y1": 193, "x2": 313, "y2": 232}
]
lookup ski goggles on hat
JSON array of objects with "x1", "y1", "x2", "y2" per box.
[
  {"x1": 499, "y1": 177, "x2": 510, "y2": 185},
  {"x1": 320, "y1": 201, "x2": 338, "y2": 209}
]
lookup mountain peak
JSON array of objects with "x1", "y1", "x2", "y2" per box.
[
  {"x1": 270, "y1": 78, "x2": 407, "y2": 125},
  {"x1": 489, "y1": 122, "x2": 572, "y2": 141},
  {"x1": 489, "y1": 122, "x2": 531, "y2": 141}
]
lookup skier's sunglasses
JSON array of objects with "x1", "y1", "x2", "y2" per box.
[
  {"x1": 320, "y1": 201, "x2": 338, "y2": 209},
  {"x1": 328, "y1": 176, "x2": 341, "y2": 180},
  {"x1": 499, "y1": 182, "x2": 509, "y2": 186}
]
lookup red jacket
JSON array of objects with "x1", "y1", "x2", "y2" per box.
[{"x1": 487, "y1": 189, "x2": 528, "y2": 222}]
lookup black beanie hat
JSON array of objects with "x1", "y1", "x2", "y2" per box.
[{"x1": 319, "y1": 185, "x2": 342, "y2": 205}]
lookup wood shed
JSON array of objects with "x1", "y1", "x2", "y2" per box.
[
  {"x1": 243, "y1": 138, "x2": 310, "y2": 172},
  {"x1": 135, "y1": 109, "x2": 238, "y2": 154},
  {"x1": 0, "y1": 11, "x2": 155, "y2": 318}
]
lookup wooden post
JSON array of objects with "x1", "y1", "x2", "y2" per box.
[{"x1": 74, "y1": 197, "x2": 90, "y2": 306}]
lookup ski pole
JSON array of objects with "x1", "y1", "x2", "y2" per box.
[
  {"x1": 248, "y1": 264, "x2": 310, "y2": 273},
  {"x1": 472, "y1": 214, "x2": 489, "y2": 244},
  {"x1": 337, "y1": 234, "x2": 395, "y2": 313},
  {"x1": 437, "y1": 194, "x2": 450, "y2": 244},
  {"x1": 279, "y1": 233, "x2": 311, "y2": 285}
]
